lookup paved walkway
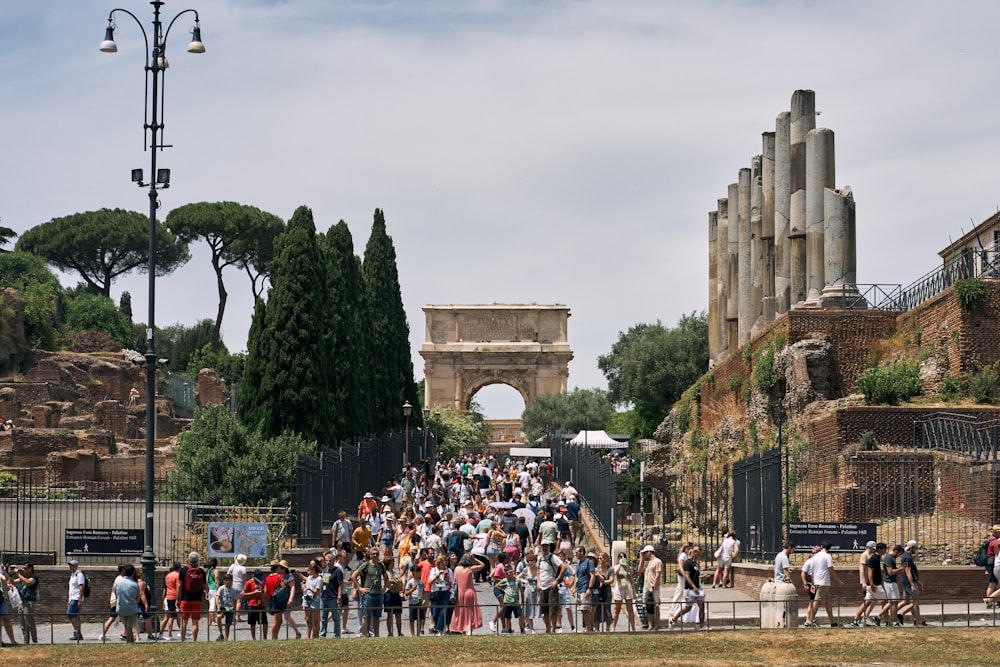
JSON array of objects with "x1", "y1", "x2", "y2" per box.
[{"x1": 11, "y1": 580, "x2": 1000, "y2": 645}]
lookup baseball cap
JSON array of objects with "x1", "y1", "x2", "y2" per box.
[
  {"x1": 68, "y1": 559, "x2": 79, "y2": 566},
  {"x1": 865, "y1": 541, "x2": 877, "y2": 549},
  {"x1": 905, "y1": 540, "x2": 918, "y2": 549},
  {"x1": 639, "y1": 545, "x2": 655, "y2": 554}
]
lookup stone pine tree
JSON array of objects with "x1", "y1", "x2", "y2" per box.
[
  {"x1": 361, "y1": 209, "x2": 419, "y2": 432},
  {"x1": 319, "y1": 221, "x2": 374, "y2": 439},
  {"x1": 237, "y1": 206, "x2": 335, "y2": 446}
]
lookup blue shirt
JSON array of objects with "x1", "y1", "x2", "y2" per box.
[
  {"x1": 114, "y1": 577, "x2": 140, "y2": 616},
  {"x1": 565, "y1": 501, "x2": 580, "y2": 521},
  {"x1": 575, "y1": 557, "x2": 595, "y2": 594}
]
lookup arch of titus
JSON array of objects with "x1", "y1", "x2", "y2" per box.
[
  {"x1": 419, "y1": 304, "x2": 573, "y2": 411},
  {"x1": 708, "y1": 89, "x2": 861, "y2": 366}
]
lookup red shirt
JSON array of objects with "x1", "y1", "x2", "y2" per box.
[
  {"x1": 414, "y1": 558, "x2": 434, "y2": 592},
  {"x1": 987, "y1": 535, "x2": 999, "y2": 560},
  {"x1": 243, "y1": 579, "x2": 264, "y2": 608},
  {"x1": 264, "y1": 573, "x2": 283, "y2": 598}
]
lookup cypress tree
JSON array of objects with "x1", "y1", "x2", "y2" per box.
[
  {"x1": 320, "y1": 221, "x2": 373, "y2": 439},
  {"x1": 361, "y1": 209, "x2": 419, "y2": 431},
  {"x1": 237, "y1": 206, "x2": 335, "y2": 445}
]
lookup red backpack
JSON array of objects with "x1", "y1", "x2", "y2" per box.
[{"x1": 182, "y1": 566, "x2": 205, "y2": 595}]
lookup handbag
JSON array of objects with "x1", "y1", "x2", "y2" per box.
[{"x1": 6, "y1": 585, "x2": 23, "y2": 610}]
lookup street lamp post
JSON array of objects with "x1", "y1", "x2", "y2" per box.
[
  {"x1": 403, "y1": 401, "x2": 412, "y2": 468},
  {"x1": 422, "y1": 408, "x2": 430, "y2": 462},
  {"x1": 100, "y1": 0, "x2": 204, "y2": 615},
  {"x1": 433, "y1": 410, "x2": 440, "y2": 460}
]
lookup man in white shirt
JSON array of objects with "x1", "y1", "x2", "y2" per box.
[
  {"x1": 67, "y1": 560, "x2": 85, "y2": 640},
  {"x1": 774, "y1": 542, "x2": 795, "y2": 583},
  {"x1": 640, "y1": 545, "x2": 663, "y2": 630},
  {"x1": 804, "y1": 541, "x2": 843, "y2": 627},
  {"x1": 536, "y1": 541, "x2": 565, "y2": 634}
]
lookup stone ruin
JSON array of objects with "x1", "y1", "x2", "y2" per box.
[{"x1": 708, "y1": 90, "x2": 861, "y2": 367}]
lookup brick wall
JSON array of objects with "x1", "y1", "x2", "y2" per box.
[{"x1": 735, "y1": 562, "x2": 990, "y2": 603}]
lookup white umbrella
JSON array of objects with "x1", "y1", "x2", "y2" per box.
[{"x1": 514, "y1": 507, "x2": 536, "y2": 526}]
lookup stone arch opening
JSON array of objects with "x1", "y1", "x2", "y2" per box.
[{"x1": 419, "y1": 304, "x2": 573, "y2": 412}]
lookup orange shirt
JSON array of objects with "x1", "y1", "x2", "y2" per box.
[{"x1": 164, "y1": 570, "x2": 179, "y2": 601}]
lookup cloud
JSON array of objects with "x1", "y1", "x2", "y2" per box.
[{"x1": 3, "y1": 0, "x2": 1000, "y2": 419}]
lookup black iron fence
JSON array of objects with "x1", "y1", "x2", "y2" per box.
[
  {"x1": 1, "y1": 471, "x2": 184, "y2": 566},
  {"x1": 295, "y1": 429, "x2": 437, "y2": 546},
  {"x1": 549, "y1": 437, "x2": 617, "y2": 543}
]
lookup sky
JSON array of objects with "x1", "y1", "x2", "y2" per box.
[{"x1": 3, "y1": 1, "x2": 1000, "y2": 419}]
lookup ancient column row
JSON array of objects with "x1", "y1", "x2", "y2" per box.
[{"x1": 708, "y1": 90, "x2": 861, "y2": 366}]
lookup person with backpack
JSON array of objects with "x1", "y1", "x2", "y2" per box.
[
  {"x1": 265, "y1": 560, "x2": 300, "y2": 640},
  {"x1": 66, "y1": 559, "x2": 86, "y2": 641},
  {"x1": 178, "y1": 551, "x2": 206, "y2": 642},
  {"x1": 352, "y1": 548, "x2": 388, "y2": 638}
]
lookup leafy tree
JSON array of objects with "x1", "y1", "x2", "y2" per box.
[
  {"x1": 0, "y1": 250, "x2": 63, "y2": 349},
  {"x1": 362, "y1": 209, "x2": 419, "y2": 431},
  {"x1": 185, "y1": 343, "x2": 246, "y2": 386},
  {"x1": 16, "y1": 208, "x2": 190, "y2": 297},
  {"x1": 598, "y1": 311, "x2": 709, "y2": 428},
  {"x1": 118, "y1": 291, "x2": 133, "y2": 320},
  {"x1": 238, "y1": 206, "x2": 335, "y2": 445},
  {"x1": 167, "y1": 202, "x2": 285, "y2": 350},
  {"x1": 436, "y1": 407, "x2": 491, "y2": 459},
  {"x1": 0, "y1": 225, "x2": 17, "y2": 251},
  {"x1": 63, "y1": 291, "x2": 132, "y2": 346},
  {"x1": 164, "y1": 404, "x2": 314, "y2": 507},
  {"x1": 319, "y1": 221, "x2": 373, "y2": 439},
  {"x1": 520, "y1": 388, "x2": 615, "y2": 443},
  {"x1": 157, "y1": 319, "x2": 220, "y2": 375}
]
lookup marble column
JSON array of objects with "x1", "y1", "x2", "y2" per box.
[
  {"x1": 820, "y1": 186, "x2": 863, "y2": 308},
  {"x1": 717, "y1": 198, "x2": 731, "y2": 361},
  {"x1": 727, "y1": 183, "x2": 740, "y2": 350},
  {"x1": 761, "y1": 132, "x2": 776, "y2": 325},
  {"x1": 805, "y1": 128, "x2": 835, "y2": 304},
  {"x1": 708, "y1": 210, "x2": 719, "y2": 364},
  {"x1": 738, "y1": 168, "x2": 752, "y2": 346},
  {"x1": 789, "y1": 90, "x2": 815, "y2": 307},
  {"x1": 774, "y1": 111, "x2": 791, "y2": 315},
  {"x1": 750, "y1": 156, "x2": 764, "y2": 338}
]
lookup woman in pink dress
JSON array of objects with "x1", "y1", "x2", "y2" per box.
[{"x1": 449, "y1": 554, "x2": 485, "y2": 635}]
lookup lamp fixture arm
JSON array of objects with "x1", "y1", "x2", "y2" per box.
[{"x1": 163, "y1": 9, "x2": 201, "y2": 52}]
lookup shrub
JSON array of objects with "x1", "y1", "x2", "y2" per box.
[
  {"x1": 857, "y1": 360, "x2": 921, "y2": 405},
  {"x1": 966, "y1": 362, "x2": 1000, "y2": 404},
  {"x1": 752, "y1": 343, "x2": 779, "y2": 394},
  {"x1": 71, "y1": 328, "x2": 121, "y2": 353},
  {"x1": 955, "y1": 278, "x2": 987, "y2": 314},
  {"x1": 940, "y1": 375, "x2": 962, "y2": 400},
  {"x1": 728, "y1": 373, "x2": 742, "y2": 394}
]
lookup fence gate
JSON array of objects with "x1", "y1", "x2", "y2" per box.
[{"x1": 732, "y1": 446, "x2": 783, "y2": 559}]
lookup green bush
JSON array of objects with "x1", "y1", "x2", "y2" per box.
[
  {"x1": 940, "y1": 375, "x2": 962, "y2": 400},
  {"x1": 857, "y1": 360, "x2": 922, "y2": 405},
  {"x1": 966, "y1": 362, "x2": 1000, "y2": 404},
  {"x1": 728, "y1": 373, "x2": 742, "y2": 394},
  {"x1": 955, "y1": 278, "x2": 987, "y2": 314},
  {"x1": 752, "y1": 344, "x2": 779, "y2": 394}
]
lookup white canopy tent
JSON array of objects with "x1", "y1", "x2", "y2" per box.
[{"x1": 568, "y1": 430, "x2": 624, "y2": 448}]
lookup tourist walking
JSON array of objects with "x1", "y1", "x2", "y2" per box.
[
  {"x1": 611, "y1": 552, "x2": 636, "y2": 632},
  {"x1": 449, "y1": 554, "x2": 484, "y2": 635},
  {"x1": 639, "y1": 545, "x2": 662, "y2": 631},
  {"x1": 66, "y1": 559, "x2": 85, "y2": 641}
]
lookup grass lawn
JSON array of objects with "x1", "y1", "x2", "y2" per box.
[{"x1": 1, "y1": 628, "x2": 992, "y2": 666}]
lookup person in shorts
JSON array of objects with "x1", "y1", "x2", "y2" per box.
[
  {"x1": 536, "y1": 541, "x2": 565, "y2": 633},
  {"x1": 66, "y1": 560, "x2": 85, "y2": 641},
  {"x1": 178, "y1": 552, "x2": 206, "y2": 641},
  {"x1": 668, "y1": 545, "x2": 706, "y2": 629},
  {"x1": 497, "y1": 566, "x2": 525, "y2": 633},
  {"x1": 114, "y1": 564, "x2": 141, "y2": 644},
  {"x1": 880, "y1": 544, "x2": 904, "y2": 626},
  {"x1": 352, "y1": 548, "x2": 387, "y2": 637},
  {"x1": 242, "y1": 569, "x2": 267, "y2": 640},
  {"x1": 162, "y1": 562, "x2": 181, "y2": 640},
  {"x1": 216, "y1": 573, "x2": 236, "y2": 640}
]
